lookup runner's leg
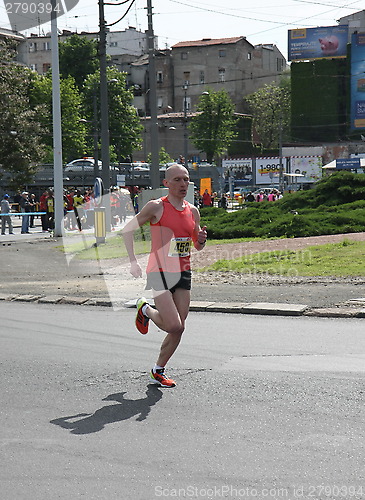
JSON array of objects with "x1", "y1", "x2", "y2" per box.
[{"x1": 147, "y1": 288, "x2": 190, "y2": 367}]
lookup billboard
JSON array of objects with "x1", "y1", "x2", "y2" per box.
[
  {"x1": 222, "y1": 159, "x2": 253, "y2": 184},
  {"x1": 255, "y1": 158, "x2": 282, "y2": 185},
  {"x1": 289, "y1": 156, "x2": 322, "y2": 183},
  {"x1": 288, "y1": 25, "x2": 348, "y2": 62},
  {"x1": 350, "y1": 33, "x2": 365, "y2": 130}
]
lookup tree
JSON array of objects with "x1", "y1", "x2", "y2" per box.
[
  {"x1": 0, "y1": 39, "x2": 47, "y2": 190},
  {"x1": 245, "y1": 77, "x2": 291, "y2": 152},
  {"x1": 189, "y1": 89, "x2": 238, "y2": 164},
  {"x1": 82, "y1": 67, "x2": 143, "y2": 162},
  {"x1": 147, "y1": 147, "x2": 173, "y2": 165},
  {"x1": 31, "y1": 73, "x2": 86, "y2": 163},
  {"x1": 59, "y1": 35, "x2": 99, "y2": 90}
]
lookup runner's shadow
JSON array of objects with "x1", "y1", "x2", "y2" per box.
[{"x1": 50, "y1": 385, "x2": 163, "y2": 435}]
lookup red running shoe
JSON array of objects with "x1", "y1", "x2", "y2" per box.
[
  {"x1": 150, "y1": 368, "x2": 176, "y2": 388},
  {"x1": 135, "y1": 297, "x2": 149, "y2": 334}
]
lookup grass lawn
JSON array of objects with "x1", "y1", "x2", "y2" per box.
[
  {"x1": 202, "y1": 239, "x2": 365, "y2": 277},
  {"x1": 62, "y1": 233, "x2": 365, "y2": 277}
]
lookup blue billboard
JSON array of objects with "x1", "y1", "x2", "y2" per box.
[
  {"x1": 288, "y1": 25, "x2": 348, "y2": 61},
  {"x1": 350, "y1": 32, "x2": 365, "y2": 130}
]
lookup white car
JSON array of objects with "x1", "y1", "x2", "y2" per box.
[{"x1": 64, "y1": 158, "x2": 102, "y2": 172}]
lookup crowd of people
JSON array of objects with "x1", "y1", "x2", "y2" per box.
[
  {"x1": 1, "y1": 183, "x2": 284, "y2": 235},
  {"x1": 0, "y1": 186, "x2": 134, "y2": 235},
  {"x1": 193, "y1": 188, "x2": 283, "y2": 210}
]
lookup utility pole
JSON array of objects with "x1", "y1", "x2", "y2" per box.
[
  {"x1": 278, "y1": 114, "x2": 284, "y2": 193},
  {"x1": 183, "y1": 84, "x2": 188, "y2": 169},
  {"x1": 146, "y1": 0, "x2": 160, "y2": 189},
  {"x1": 92, "y1": 86, "x2": 99, "y2": 180},
  {"x1": 50, "y1": 0, "x2": 63, "y2": 237},
  {"x1": 98, "y1": 0, "x2": 111, "y2": 230}
]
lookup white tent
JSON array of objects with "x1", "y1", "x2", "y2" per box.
[{"x1": 322, "y1": 158, "x2": 365, "y2": 169}]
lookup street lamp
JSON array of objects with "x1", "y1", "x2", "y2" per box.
[{"x1": 183, "y1": 84, "x2": 188, "y2": 169}]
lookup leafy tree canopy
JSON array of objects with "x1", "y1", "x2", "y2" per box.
[
  {"x1": 0, "y1": 39, "x2": 47, "y2": 190},
  {"x1": 245, "y1": 77, "x2": 291, "y2": 152},
  {"x1": 31, "y1": 73, "x2": 86, "y2": 163},
  {"x1": 189, "y1": 89, "x2": 238, "y2": 164},
  {"x1": 82, "y1": 67, "x2": 143, "y2": 162},
  {"x1": 147, "y1": 147, "x2": 173, "y2": 165},
  {"x1": 59, "y1": 34, "x2": 99, "y2": 90}
]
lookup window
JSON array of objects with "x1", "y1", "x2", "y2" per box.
[
  {"x1": 247, "y1": 52, "x2": 252, "y2": 60},
  {"x1": 157, "y1": 71, "x2": 163, "y2": 84},
  {"x1": 43, "y1": 42, "x2": 51, "y2": 51},
  {"x1": 277, "y1": 58, "x2": 284, "y2": 72},
  {"x1": 219, "y1": 49, "x2": 226, "y2": 58},
  {"x1": 157, "y1": 97, "x2": 163, "y2": 108},
  {"x1": 218, "y1": 68, "x2": 225, "y2": 82},
  {"x1": 30, "y1": 64, "x2": 37, "y2": 71},
  {"x1": 110, "y1": 41, "x2": 118, "y2": 47},
  {"x1": 199, "y1": 71, "x2": 205, "y2": 84},
  {"x1": 43, "y1": 63, "x2": 51, "y2": 73},
  {"x1": 183, "y1": 71, "x2": 190, "y2": 86},
  {"x1": 181, "y1": 52, "x2": 188, "y2": 60},
  {"x1": 29, "y1": 42, "x2": 37, "y2": 52}
]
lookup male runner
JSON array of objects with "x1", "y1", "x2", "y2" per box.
[{"x1": 122, "y1": 164, "x2": 207, "y2": 388}]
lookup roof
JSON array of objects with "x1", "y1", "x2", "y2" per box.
[
  {"x1": 0, "y1": 28, "x2": 25, "y2": 42},
  {"x1": 142, "y1": 111, "x2": 252, "y2": 121},
  {"x1": 172, "y1": 36, "x2": 248, "y2": 49}
]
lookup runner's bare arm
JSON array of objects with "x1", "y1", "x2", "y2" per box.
[
  {"x1": 191, "y1": 205, "x2": 207, "y2": 251},
  {"x1": 121, "y1": 199, "x2": 162, "y2": 277}
]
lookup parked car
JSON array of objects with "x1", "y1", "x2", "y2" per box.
[{"x1": 64, "y1": 158, "x2": 102, "y2": 172}]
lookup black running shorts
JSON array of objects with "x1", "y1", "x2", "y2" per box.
[{"x1": 146, "y1": 270, "x2": 192, "y2": 293}]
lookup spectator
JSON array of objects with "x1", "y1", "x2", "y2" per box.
[
  {"x1": 119, "y1": 190, "x2": 129, "y2": 223},
  {"x1": 256, "y1": 191, "x2": 265, "y2": 202},
  {"x1": 211, "y1": 192, "x2": 217, "y2": 207},
  {"x1": 1, "y1": 194, "x2": 14, "y2": 235},
  {"x1": 267, "y1": 190, "x2": 276, "y2": 202},
  {"x1": 219, "y1": 193, "x2": 228, "y2": 210},
  {"x1": 46, "y1": 189, "x2": 55, "y2": 231},
  {"x1": 29, "y1": 193, "x2": 37, "y2": 228},
  {"x1": 202, "y1": 189, "x2": 212, "y2": 207},
  {"x1": 19, "y1": 191, "x2": 31, "y2": 234},
  {"x1": 245, "y1": 191, "x2": 255, "y2": 202},
  {"x1": 39, "y1": 191, "x2": 49, "y2": 232}
]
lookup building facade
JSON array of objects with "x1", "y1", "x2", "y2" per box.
[
  {"x1": 171, "y1": 37, "x2": 286, "y2": 114},
  {"x1": 25, "y1": 26, "x2": 149, "y2": 74}
]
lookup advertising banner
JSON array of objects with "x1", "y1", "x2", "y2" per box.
[
  {"x1": 222, "y1": 159, "x2": 253, "y2": 183},
  {"x1": 288, "y1": 25, "x2": 348, "y2": 62},
  {"x1": 350, "y1": 32, "x2": 365, "y2": 130},
  {"x1": 255, "y1": 158, "x2": 282, "y2": 185},
  {"x1": 336, "y1": 158, "x2": 361, "y2": 169},
  {"x1": 289, "y1": 156, "x2": 322, "y2": 182}
]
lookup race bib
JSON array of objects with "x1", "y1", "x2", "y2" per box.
[{"x1": 168, "y1": 237, "x2": 192, "y2": 257}]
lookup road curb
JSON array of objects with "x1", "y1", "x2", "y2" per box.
[{"x1": 1, "y1": 293, "x2": 365, "y2": 318}]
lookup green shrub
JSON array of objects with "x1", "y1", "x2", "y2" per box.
[{"x1": 201, "y1": 173, "x2": 365, "y2": 240}]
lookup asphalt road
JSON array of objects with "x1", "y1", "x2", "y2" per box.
[{"x1": 1, "y1": 301, "x2": 364, "y2": 500}]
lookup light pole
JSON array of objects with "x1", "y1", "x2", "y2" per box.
[
  {"x1": 146, "y1": 0, "x2": 160, "y2": 189},
  {"x1": 183, "y1": 84, "x2": 188, "y2": 169},
  {"x1": 98, "y1": 0, "x2": 113, "y2": 230},
  {"x1": 92, "y1": 85, "x2": 99, "y2": 180},
  {"x1": 278, "y1": 114, "x2": 284, "y2": 193}
]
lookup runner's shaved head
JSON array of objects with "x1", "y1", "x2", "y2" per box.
[{"x1": 165, "y1": 164, "x2": 189, "y2": 180}]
